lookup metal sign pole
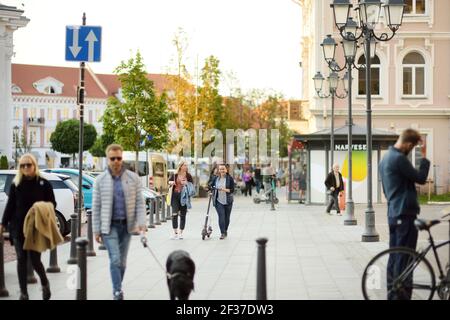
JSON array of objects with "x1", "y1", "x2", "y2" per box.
[{"x1": 77, "y1": 13, "x2": 86, "y2": 237}]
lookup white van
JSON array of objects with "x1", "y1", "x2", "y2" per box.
[{"x1": 122, "y1": 151, "x2": 168, "y2": 193}]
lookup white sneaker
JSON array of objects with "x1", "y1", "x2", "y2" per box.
[
  {"x1": 178, "y1": 233, "x2": 184, "y2": 240},
  {"x1": 171, "y1": 233, "x2": 179, "y2": 240}
]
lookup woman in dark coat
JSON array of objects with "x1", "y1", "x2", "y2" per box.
[
  {"x1": 0, "y1": 154, "x2": 56, "y2": 300},
  {"x1": 210, "y1": 164, "x2": 235, "y2": 239}
]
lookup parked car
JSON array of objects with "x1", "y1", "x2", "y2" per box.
[
  {"x1": 43, "y1": 168, "x2": 95, "y2": 209},
  {"x1": 85, "y1": 171, "x2": 102, "y2": 178},
  {"x1": 0, "y1": 170, "x2": 76, "y2": 236}
]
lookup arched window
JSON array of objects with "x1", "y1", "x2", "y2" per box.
[
  {"x1": 402, "y1": 52, "x2": 425, "y2": 97},
  {"x1": 358, "y1": 55, "x2": 380, "y2": 96}
]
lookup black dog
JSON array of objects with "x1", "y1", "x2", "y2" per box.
[{"x1": 166, "y1": 250, "x2": 195, "y2": 300}]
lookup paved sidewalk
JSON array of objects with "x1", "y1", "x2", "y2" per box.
[{"x1": 1, "y1": 190, "x2": 447, "y2": 300}]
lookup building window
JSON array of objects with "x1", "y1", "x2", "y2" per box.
[
  {"x1": 29, "y1": 108, "x2": 37, "y2": 119},
  {"x1": 62, "y1": 107, "x2": 70, "y2": 119},
  {"x1": 47, "y1": 108, "x2": 53, "y2": 121},
  {"x1": 44, "y1": 86, "x2": 56, "y2": 94},
  {"x1": 404, "y1": 0, "x2": 426, "y2": 15},
  {"x1": 402, "y1": 52, "x2": 425, "y2": 97},
  {"x1": 46, "y1": 129, "x2": 53, "y2": 145},
  {"x1": 29, "y1": 128, "x2": 38, "y2": 146},
  {"x1": 358, "y1": 55, "x2": 381, "y2": 96},
  {"x1": 14, "y1": 107, "x2": 20, "y2": 120}
]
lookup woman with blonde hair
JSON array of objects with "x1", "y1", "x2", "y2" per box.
[
  {"x1": 0, "y1": 154, "x2": 56, "y2": 300},
  {"x1": 168, "y1": 160, "x2": 195, "y2": 239}
]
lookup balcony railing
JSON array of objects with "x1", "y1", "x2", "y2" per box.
[{"x1": 27, "y1": 117, "x2": 45, "y2": 126}]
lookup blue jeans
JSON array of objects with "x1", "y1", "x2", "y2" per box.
[
  {"x1": 102, "y1": 221, "x2": 131, "y2": 294},
  {"x1": 215, "y1": 202, "x2": 233, "y2": 234},
  {"x1": 255, "y1": 179, "x2": 262, "y2": 193}
]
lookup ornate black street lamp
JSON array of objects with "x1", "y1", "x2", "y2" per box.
[
  {"x1": 313, "y1": 71, "x2": 348, "y2": 171},
  {"x1": 329, "y1": 0, "x2": 405, "y2": 240}
]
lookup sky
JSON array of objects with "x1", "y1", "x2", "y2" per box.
[{"x1": 3, "y1": 0, "x2": 303, "y2": 99}]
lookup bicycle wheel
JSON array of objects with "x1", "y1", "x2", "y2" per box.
[{"x1": 362, "y1": 247, "x2": 436, "y2": 300}]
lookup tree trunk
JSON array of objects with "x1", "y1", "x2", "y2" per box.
[
  {"x1": 135, "y1": 132, "x2": 139, "y2": 174},
  {"x1": 73, "y1": 153, "x2": 76, "y2": 168}
]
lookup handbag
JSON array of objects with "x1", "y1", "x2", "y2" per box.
[{"x1": 166, "y1": 185, "x2": 173, "y2": 206}]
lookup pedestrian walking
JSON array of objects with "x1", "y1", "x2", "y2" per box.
[
  {"x1": 0, "y1": 154, "x2": 58, "y2": 300},
  {"x1": 379, "y1": 129, "x2": 430, "y2": 300},
  {"x1": 92, "y1": 144, "x2": 147, "y2": 300},
  {"x1": 168, "y1": 160, "x2": 195, "y2": 240},
  {"x1": 298, "y1": 164, "x2": 307, "y2": 204},
  {"x1": 254, "y1": 166, "x2": 262, "y2": 194},
  {"x1": 261, "y1": 164, "x2": 275, "y2": 200},
  {"x1": 210, "y1": 164, "x2": 235, "y2": 239},
  {"x1": 242, "y1": 169, "x2": 253, "y2": 197},
  {"x1": 324, "y1": 163, "x2": 344, "y2": 215}
]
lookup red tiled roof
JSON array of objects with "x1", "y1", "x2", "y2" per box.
[
  {"x1": 11, "y1": 64, "x2": 178, "y2": 98},
  {"x1": 96, "y1": 73, "x2": 174, "y2": 96},
  {"x1": 12, "y1": 64, "x2": 108, "y2": 98}
]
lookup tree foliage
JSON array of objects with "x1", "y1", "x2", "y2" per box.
[
  {"x1": 89, "y1": 132, "x2": 115, "y2": 158},
  {"x1": 0, "y1": 155, "x2": 8, "y2": 169},
  {"x1": 101, "y1": 51, "x2": 171, "y2": 169},
  {"x1": 50, "y1": 119, "x2": 97, "y2": 164}
]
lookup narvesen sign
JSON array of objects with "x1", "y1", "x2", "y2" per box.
[{"x1": 335, "y1": 144, "x2": 367, "y2": 151}]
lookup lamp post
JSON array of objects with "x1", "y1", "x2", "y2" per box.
[
  {"x1": 329, "y1": 0, "x2": 405, "y2": 239},
  {"x1": 321, "y1": 32, "x2": 359, "y2": 226},
  {"x1": 313, "y1": 71, "x2": 348, "y2": 171},
  {"x1": 13, "y1": 126, "x2": 19, "y2": 168}
]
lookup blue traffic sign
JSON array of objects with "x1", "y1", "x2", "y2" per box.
[{"x1": 65, "y1": 26, "x2": 102, "y2": 62}]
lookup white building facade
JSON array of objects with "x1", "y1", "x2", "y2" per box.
[
  {"x1": 10, "y1": 63, "x2": 173, "y2": 169},
  {"x1": 0, "y1": 3, "x2": 28, "y2": 161}
]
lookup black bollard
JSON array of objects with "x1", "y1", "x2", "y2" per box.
[
  {"x1": 161, "y1": 195, "x2": 167, "y2": 223},
  {"x1": 46, "y1": 247, "x2": 61, "y2": 273},
  {"x1": 0, "y1": 235, "x2": 9, "y2": 297},
  {"x1": 256, "y1": 238, "x2": 268, "y2": 300},
  {"x1": 166, "y1": 203, "x2": 171, "y2": 221},
  {"x1": 26, "y1": 252, "x2": 37, "y2": 284},
  {"x1": 86, "y1": 210, "x2": 96, "y2": 257},
  {"x1": 270, "y1": 188, "x2": 275, "y2": 211},
  {"x1": 76, "y1": 237, "x2": 89, "y2": 300},
  {"x1": 67, "y1": 214, "x2": 78, "y2": 264},
  {"x1": 154, "y1": 196, "x2": 161, "y2": 225},
  {"x1": 148, "y1": 198, "x2": 155, "y2": 228}
]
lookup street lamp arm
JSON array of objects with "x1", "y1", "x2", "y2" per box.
[
  {"x1": 352, "y1": 62, "x2": 366, "y2": 71},
  {"x1": 315, "y1": 90, "x2": 331, "y2": 99},
  {"x1": 327, "y1": 60, "x2": 347, "y2": 72},
  {"x1": 370, "y1": 27, "x2": 399, "y2": 42},
  {"x1": 339, "y1": 28, "x2": 364, "y2": 42},
  {"x1": 334, "y1": 91, "x2": 349, "y2": 99}
]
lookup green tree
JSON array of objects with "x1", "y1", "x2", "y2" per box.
[
  {"x1": 89, "y1": 132, "x2": 115, "y2": 158},
  {"x1": 255, "y1": 94, "x2": 292, "y2": 158},
  {"x1": 0, "y1": 156, "x2": 8, "y2": 169},
  {"x1": 50, "y1": 119, "x2": 97, "y2": 166},
  {"x1": 101, "y1": 51, "x2": 171, "y2": 171},
  {"x1": 197, "y1": 55, "x2": 223, "y2": 131}
]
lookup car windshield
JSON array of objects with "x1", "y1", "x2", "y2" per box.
[{"x1": 63, "y1": 179, "x2": 79, "y2": 193}]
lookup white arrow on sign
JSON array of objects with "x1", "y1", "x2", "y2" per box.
[
  {"x1": 85, "y1": 30, "x2": 98, "y2": 62},
  {"x1": 69, "y1": 27, "x2": 82, "y2": 58}
]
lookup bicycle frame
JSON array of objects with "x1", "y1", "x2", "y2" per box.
[{"x1": 416, "y1": 234, "x2": 450, "y2": 281}]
